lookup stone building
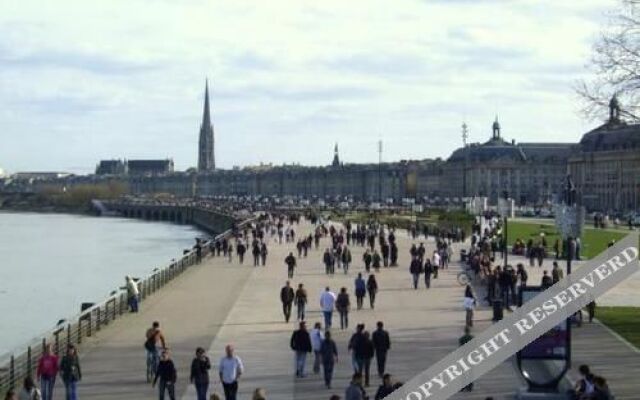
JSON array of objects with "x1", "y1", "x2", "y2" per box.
[
  {"x1": 95, "y1": 159, "x2": 126, "y2": 175},
  {"x1": 440, "y1": 118, "x2": 573, "y2": 204},
  {"x1": 568, "y1": 96, "x2": 640, "y2": 213},
  {"x1": 127, "y1": 159, "x2": 174, "y2": 176}
]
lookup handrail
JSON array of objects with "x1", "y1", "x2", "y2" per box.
[{"x1": 0, "y1": 216, "x2": 255, "y2": 394}]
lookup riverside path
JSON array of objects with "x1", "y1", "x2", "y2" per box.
[{"x1": 49, "y1": 218, "x2": 578, "y2": 400}]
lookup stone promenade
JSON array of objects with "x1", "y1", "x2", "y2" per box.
[{"x1": 50, "y1": 219, "x2": 636, "y2": 399}]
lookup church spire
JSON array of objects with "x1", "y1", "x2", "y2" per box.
[
  {"x1": 202, "y1": 78, "x2": 211, "y2": 127},
  {"x1": 332, "y1": 143, "x2": 340, "y2": 167},
  {"x1": 198, "y1": 79, "x2": 215, "y2": 172}
]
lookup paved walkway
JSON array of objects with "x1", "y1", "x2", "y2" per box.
[{"x1": 51, "y1": 219, "x2": 637, "y2": 399}]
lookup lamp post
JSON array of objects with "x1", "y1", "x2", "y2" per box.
[
  {"x1": 498, "y1": 190, "x2": 509, "y2": 269},
  {"x1": 378, "y1": 140, "x2": 383, "y2": 203},
  {"x1": 462, "y1": 122, "x2": 469, "y2": 199}
]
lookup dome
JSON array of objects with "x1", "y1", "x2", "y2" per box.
[
  {"x1": 448, "y1": 140, "x2": 526, "y2": 163},
  {"x1": 579, "y1": 122, "x2": 640, "y2": 152}
]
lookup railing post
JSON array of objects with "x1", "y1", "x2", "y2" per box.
[
  {"x1": 77, "y1": 318, "x2": 82, "y2": 344},
  {"x1": 27, "y1": 346, "x2": 32, "y2": 377},
  {"x1": 96, "y1": 307, "x2": 101, "y2": 331},
  {"x1": 87, "y1": 311, "x2": 92, "y2": 337},
  {"x1": 112, "y1": 298, "x2": 117, "y2": 321},
  {"x1": 9, "y1": 355, "x2": 15, "y2": 389},
  {"x1": 55, "y1": 330, "x2": 60, "y2": 355}
]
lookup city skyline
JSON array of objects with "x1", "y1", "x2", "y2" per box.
[{"x1": 0, "y1": 0, "x2": 616, "y2": 174}]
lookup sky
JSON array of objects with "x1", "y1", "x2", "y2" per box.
[{"x1": 0, "y1": 0, "x2": 618, "y2": 174}]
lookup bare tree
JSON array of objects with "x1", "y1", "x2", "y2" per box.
[{"x1": 578, "y1": 0, "x2": 640, "y2": 121}]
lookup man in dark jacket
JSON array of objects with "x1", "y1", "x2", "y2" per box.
[
  {"x1": 190, "y1": 347, "x2": 211, "y2": 400},
  {"x1": 410, "y1": 257, "x2": 422, "y2": 290},
  {"x1": 285, "y1": 252, "x2": 297, "y2": 278},
  {"x1": 290, "y1": 321, "x2": 312, "y2": 378},
  {"x1": 375, "y1": 373, "x2": 394, "y2": 400},
  {"x1": 371, "y1": 321, "x2": 391, "y2": 378},
  {"x1": 280, "y1": 281, "x2": 295, "y2": 322}
]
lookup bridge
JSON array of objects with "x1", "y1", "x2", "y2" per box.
[{"x1": 100, "y1": 200, "x2": 238, "y2": 234}]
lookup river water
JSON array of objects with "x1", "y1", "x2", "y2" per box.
[{"x1": 0, "y1": 212, "x2": 204, "y2": 357}]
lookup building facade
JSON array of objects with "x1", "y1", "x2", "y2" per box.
[
  {"x1": 568, "y1": 97, "x2": 640, "y2": 213},
  {"x1": 96, "y1": 159, "x2": 126, "y2": 175},
  {"x1": 127, "y1": 159, "x2": 174, "y2": 176},
  {"x1": 436, "y1": 118, "x2": 573, "y2": 205}
]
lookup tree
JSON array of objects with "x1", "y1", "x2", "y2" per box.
[{"x1": 578, "y1": 0, "x2": 640, "y2": 121}]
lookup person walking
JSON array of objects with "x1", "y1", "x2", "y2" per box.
[
  {"x1": 36, "y1": 343, "x2": 59, "y2": 400},
  {"x1": 551, "y1": 261, "x2": 563, "y2": 284},
  {"x1": 372, "y1": 250, "x2": 382, "y2": 272},
  {"x1": 285, "y1": 252, "x2": 297, "y2": 279},
  {"x1": 431, "y1": 250, "x2": 440, "y2": 279},
  {"x1": 320, "y1": 287, "x2": 337, "y2": 329},
  {"x1": 336, "y1": 287, "x2": 351, "y2": 330},
  {"x1": 374, "y1": 374, "x2": 394, "y2": 400},
  {"x1": 252, "y1": 243, "x2": 260, "y2": 266},
  {"x1": 463, "y1": 285, "x2": 476, "y2": 328},
  {"x1": 290, "y1": 321, "x2": 312, "y2": 378},
  {"x1": 295, "y1": 283, "x2": 308, "y2": 321},
  {"x1": 361, "y1": 332, "x2": 374, "y2": 387},
  {"x1": 348, "y1": 324, "x2": 366, "y2": 374},
  {"x1": 371, "y1": 321, "x2": 390, "y2": 378},
  {"x1": 345, "y1": 373, "x2": 367, "y2": 400},
  {"x1": 280, "y1": 281, "x2": 295, "y2": 323},
  {"x1": 153, "y1": 349, "x2": 177, "y2": 400},
  {"x1": 354, "y1": 274, "x2": 366, "y2": 310},
  {"x1": 219, "y1": 345, "x2": 243, "y2": 400},
  {"x1": 423, "y1": 259, "x2": 433, "y2": 289},
  {"x1": 60, "y1": 344, "x2": 81, "y2": 400},
  {"x1": 227, "y1": 243, "x2": 233, "y2": 262},
  {"x1": 320, "y1": 331, "x2": 338, "y2": 389},
  {"x1": 237, "y1": 241, "x2": 246, "y2": 264},
  {"x1": 190, "y1": 347, "x2": 211, "y2": 400},
  {"x1": 260, "y1": 242, "x2": 268, "y2": 266},
  {"x1": 410, "y1": 257, "x2": 422, "y2": 290},
  {"x1": 342, "y1": 247, "x2": 352, "y2": 274},
  {"x1": 310, "y1": 322, "x2": 324, "y2": 374},
  {"x1": 366, "y1": 275, "x2": 378, "y2": 309},
  {"x1": 459, "y1": 327, "x2": 474, "y2": 392},
  {"x1": 324, "y1": 248, "x2": 334, "y2": 275},
  {"x1": 587, "y1": 301, "x2": 597, "y2": 323},
  {"x1": 18, "y1": 376, "x2": 41, "y2": 400},
  {"x1": 363, "y1": 250, "x2": 372, "y2": 273}
]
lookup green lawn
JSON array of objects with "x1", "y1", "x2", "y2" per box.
[
  {"x1": 506, "y1": 220, "x2": 626, "y2": 259},
  {"x1": 596, "y1": 307, "x2": 640, "y2": 350}
]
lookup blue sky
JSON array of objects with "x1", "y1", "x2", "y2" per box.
[{"x1": 0, "y1": 0, "x2": 616, "y2": 174}]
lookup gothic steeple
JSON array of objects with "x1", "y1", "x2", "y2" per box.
[
  {"x1": 332, "y1": 143, "x2": 340, "y2": 167},
  {"x1": 198, "y1": 79, "x2": 215, "y2": 172}
]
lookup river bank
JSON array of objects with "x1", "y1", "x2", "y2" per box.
[{"x1": 0, "y1": 211, "x2": 205, "y2": 356}]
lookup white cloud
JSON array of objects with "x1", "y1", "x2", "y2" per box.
[{"x1": 0, "y1": 0, "x2": 617, "y2": 173}]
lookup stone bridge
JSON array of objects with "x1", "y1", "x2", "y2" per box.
[{"x1": 102, "y1": 201, "x2": 238, "y2": 234}]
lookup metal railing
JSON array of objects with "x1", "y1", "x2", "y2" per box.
[{"x1": 0, "y1": 217, "x2": 254, "y2": 395}]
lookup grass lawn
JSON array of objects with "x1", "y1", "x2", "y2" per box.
[
  {"x1": 596, "y1": 307, "x2": 640, "y2": 350},
  {"x1": 506, "y1": 220, "x2": 626, "y2": 259}
]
